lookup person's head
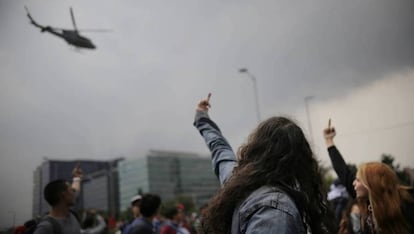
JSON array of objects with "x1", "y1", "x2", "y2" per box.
[
  {"x1": 355, "y1": 162, "x2": 412, "y2": 233},
  {"x1": 139, "y1": 194, "x2": 161, "y2": 218},
  {"x1": 130, "y1": 195, "x2": 142, "y2": 218},
  {"x1": 176, "y1": 203, "x2": 185, "y2": 212},
  {"x1": 202, "y1": 116, "x2": 335, "y2": 233},
  {"x1": 236, "y1": 117, "x2": 322, "y2": 187},
  {"x1": 338, "y1": 199, "x2": 360, "y2": 234},
  {"x1": 354, "y1": 162, "x2": 400, "y2": 199},
  {"x1": 164, "y1": 207, "x2": 184, "y2": 223},
  {"x1": 43, "y1": 179, "x2": 76, "y2": 207}
]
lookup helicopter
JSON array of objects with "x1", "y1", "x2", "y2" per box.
[{"x1": 25, "y1": 6, "x2": 108, "y2": 49}]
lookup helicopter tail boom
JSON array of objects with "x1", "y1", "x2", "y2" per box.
[{"x1": 24, "y1": 6, "x2": 45, "y2": 29}]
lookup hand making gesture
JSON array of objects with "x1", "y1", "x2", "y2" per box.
[
  {"x1": 323, "y1": 118, "x2": 336, "y2": 147},
  {"x1": 197, "y1": 93, "x2": 212, "y2": 112},
  {"x1": 72, "y1": 162, "x2": 83, "y2": 179}
]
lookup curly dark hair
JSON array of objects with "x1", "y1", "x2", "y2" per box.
[{"x1": 201, "y1": 116, "x2": 335, "y2": 233}]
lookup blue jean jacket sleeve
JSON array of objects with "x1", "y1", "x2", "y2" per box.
[{"x1": 193, "y1": 110, "x2": 237, "y2": 186}]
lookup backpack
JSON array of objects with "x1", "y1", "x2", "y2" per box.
[
  {"x1": 23, "y1": 215, "x2": 62, "y2": 234},
  {"x1": 22, "y1": 209, "x2": 80, "y2": 234}
]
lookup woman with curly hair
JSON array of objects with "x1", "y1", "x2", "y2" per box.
[
  {"x1": 324, "y1": 122, "x2": 414, "y2": 234},
  {"x1": 193, "y1": 93, "x2": 335, "y2": 233}
]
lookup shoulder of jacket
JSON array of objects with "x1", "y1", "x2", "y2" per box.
[{"x1": 238, "y1": 186, "x2": 300, "y2": 219}]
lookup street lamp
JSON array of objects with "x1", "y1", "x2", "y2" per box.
[
  {"x1": 8, "y1": 210, "x2": 15, "y2": 227},
  {"x1": 304, "y1": 96, "x2": 314, "y2": 143},
  {"x1": 239, "y1": 68, "x2": 261, "y2": 123}
]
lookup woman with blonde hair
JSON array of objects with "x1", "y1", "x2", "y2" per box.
[
  {"x1": 324, "y1": 122, "x2": 414, "y2": 234},
  {"x1": 354, "y1": 162, "x2": 414, "y2": 233}
]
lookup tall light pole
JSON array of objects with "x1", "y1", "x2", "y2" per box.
[
  {"x1": 8, "y1": 210, "x2": 15, "y2": 227},
  {"x1": 304, "y1": 96, "x2": 314, "y2": 143},
  {"x1": 239, "y1": 68, "x2": 261, "y2": 123}
]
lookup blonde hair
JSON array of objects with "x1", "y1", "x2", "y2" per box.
[{"x1": 357, "y1": 162, "x2": 412, "y2": 234}]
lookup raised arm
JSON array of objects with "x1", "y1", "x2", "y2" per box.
[
  {"x1": 323, "y1": 120, "x2": 356, "y2": 198},
  {"x1": 81, "y1": 213, "x2": 106, "y2": 234},
  {"x1": 193, "y1": 93, "x2": 237, "y2": 186},
  {"x1": 72, "y1": 163, "x2": 83, "y2": 192}
]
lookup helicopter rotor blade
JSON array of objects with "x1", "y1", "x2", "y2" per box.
[
  {"x1": 77, "y1": 29, "x2": 113, "y2": 33},
  {"x1": 52, "y1": 28, "x2": 111, "y2": 33},
  {"x1": 70, "y1": 7, "x2": 78, "y2": 31}
]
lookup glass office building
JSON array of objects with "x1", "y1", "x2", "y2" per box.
[
  {"x1": 118, "y1": 150, "x2": 220, "y2": 212},
  {"x1": 118, "y1": 157, "x2": 149, "y2": 212}
]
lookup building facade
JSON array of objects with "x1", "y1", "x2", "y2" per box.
[
  {"x1": 33, "y1": 159, "x2": 121, "y2": 217},
  {"x1": 33, "y1": 151, "x2": 220, "y2": 217},
  {"x1": 118, "y1": 157, "x2": 149, "y2": 212},
  {"x1": 118, "y1": 150, "x2": 220, "y2": 212}
]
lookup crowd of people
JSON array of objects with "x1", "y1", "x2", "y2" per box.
[
  {"x1": 13, "y1": 94, "x2": 414, "y2": 234},
  {"x1": 192, "y1": 93, "x2": 413, "y2": 233}
]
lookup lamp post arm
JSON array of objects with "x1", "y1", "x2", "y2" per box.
[
  {"x1": 239, "y1": 68, "x2": 261, "y2": 123},
  {"x1": 304, "y1": 96, "x2": 314, "y2": 143}
]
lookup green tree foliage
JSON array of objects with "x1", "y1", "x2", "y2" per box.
[
  {"x1": 319, "y1": 163, "x2": 334, "y2": 193},
  {"x1": 381, "y1": 154, "x2": 412, "y2": 186},
  {"x1": 0, "y1": 227, "x2": 14, "y2": 234},
  {"x1": 161, "y1": 195, "x2": 196, "y2": 216},
  {"x1": 347, "y1": 163, "x2": 357, "y2": 177},
  {"x1": 119, "y1": 207, "x2": 133, "y2": 222}
]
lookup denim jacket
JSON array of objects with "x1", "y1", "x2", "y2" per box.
[{"x1": 194, "y1": 110, "x2": 306, "y2": 234}]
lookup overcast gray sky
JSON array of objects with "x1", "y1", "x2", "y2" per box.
[{"x1": 1, "y1": 0, "x2": 414, "y2": 228}]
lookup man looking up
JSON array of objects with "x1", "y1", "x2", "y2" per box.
[{"x1": 34, "y1": 164, "x2": 83, "y2": 234}]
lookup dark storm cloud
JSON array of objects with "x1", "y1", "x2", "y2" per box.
[{"x1": 1, "y1": 0, "x2": 414, "y2": 227}]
